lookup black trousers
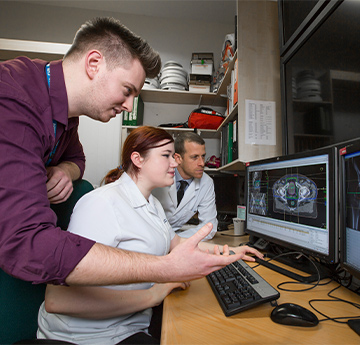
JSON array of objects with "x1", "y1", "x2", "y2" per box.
[{"x1": 117, "y1": 303, "x2": 163, "y2": 345}]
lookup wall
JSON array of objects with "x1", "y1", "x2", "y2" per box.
[
  {"x1": 236, "y1": 0, "x2": 282, "y2": 162},
  {"x1": 0, "y1": 1, "x2": 234, "y2": 75},
  {"x1": 0, "y1": 1, "x2": 235, "y2": 186}
]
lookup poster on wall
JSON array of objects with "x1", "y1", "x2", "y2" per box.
[{"x1": 245, "y1": 99, "x2": 276, "y2": 146}]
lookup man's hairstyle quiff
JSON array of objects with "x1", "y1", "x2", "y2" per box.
[
  {"x1": 175, "y1": 132, "x2": 205, "y2": 157},
  {"x1": 64, "y1": 17, "x2": 161, "y2": 78}
]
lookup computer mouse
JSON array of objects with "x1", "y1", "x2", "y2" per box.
[{"x1": 270, "y1": 303, "x2": 319, "y2": 327}]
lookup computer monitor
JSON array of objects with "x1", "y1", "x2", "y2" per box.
[
  {"x1": 339, "y1": 138, "x2": 360, "y2": 281},
  {"x1": 209, "y1": 172, "x2": 244, "y2": 230},
  {"x1": 245, "y1": 146, "x2": 339, "y2": 282}
]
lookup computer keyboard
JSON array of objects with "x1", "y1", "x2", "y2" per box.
[{"x1": 206, "y1": 259, "x2": 280, "y2": 316}]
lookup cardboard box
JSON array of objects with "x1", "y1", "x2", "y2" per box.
[
  {"x1": 189, "y1": 74, "x2": 211, "y2": 93},
  {"x1": 191, "y1": 52, "x2": 214, "y2": 75},
  {"x1": 189, "y1": 84, "x2": 211, "y2": 93}
]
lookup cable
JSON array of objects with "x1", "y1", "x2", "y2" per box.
[
  {"x1": 309, "y1": 284, "x2": 360, "y2": 323},
  {"x1": 252, "y1": 249, "x2": 360, "y2": 324},
  {"x1": 262, "y1": 251, "x2": 328, "y2": 292}
]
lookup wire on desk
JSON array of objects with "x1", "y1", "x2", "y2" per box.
[
  {"x1": 309, "y1": 284, "x2": 360, "y2": 324},
  {"x1": 254, "y1": 251, "x2": 331, "y2": 292},
  {"x1": 251, "y1": 250, "x2": 360, "y2": 325}
]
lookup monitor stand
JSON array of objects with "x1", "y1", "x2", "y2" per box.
[{"x1": 255, "y1": 253, "x2": 331, "y2": 283}]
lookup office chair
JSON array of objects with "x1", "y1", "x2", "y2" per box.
[{"x1": 0, "y1": 179, "x2": 94, "y2": 344}]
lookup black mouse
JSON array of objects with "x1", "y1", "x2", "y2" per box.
[{"x1": 271, "y1": 303, "x2": 319, "y2": 327}]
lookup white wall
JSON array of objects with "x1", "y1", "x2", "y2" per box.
[
  {"x1": 0, "y1": 1, "x2": 235, "y2": 186},
  {"x1": 78, "y1": 115, "x2": 122, "y2": 188}
]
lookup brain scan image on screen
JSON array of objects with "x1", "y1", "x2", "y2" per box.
[
  {"x1": 272, "y1": 174, "x2": 318, "y2": 217},
  {"x1": 249, "y1": 171, "x2": 267, "y2": 215},
  {"x1": 345, "y1": 155, "x2": 360, "y2": 231}
]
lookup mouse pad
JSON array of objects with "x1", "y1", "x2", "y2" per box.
[{"x1": 348, "y1": 319, "x2": 360, "y2": 336}]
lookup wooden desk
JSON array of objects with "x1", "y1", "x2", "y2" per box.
[{"x1": 161, "y1": 231, "x2": 360, "y2": 344}]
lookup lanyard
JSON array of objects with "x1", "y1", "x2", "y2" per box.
[{"x1": 45, "y1": 63, "x2": 59, "y2": 166}]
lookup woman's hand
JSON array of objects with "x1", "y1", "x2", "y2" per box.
[
  {"x1": 230, "y1": 245, "x2": 264, "y2": 262},
  {"x1": 149, "y1": 281, "x2": 191, "y2": 307}
]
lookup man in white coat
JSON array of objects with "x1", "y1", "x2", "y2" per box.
[{"x1": 152, "y1": 132, "x2": 218, "y2": 240}]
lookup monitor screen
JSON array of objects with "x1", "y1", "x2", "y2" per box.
[
  {"x1": 339, "y1": 138, "x2": 360, "y2": 280},
  {"x1": 245, "y1": 147, "x2": 338, "y2": 266},
  {"x1": 210, "y1": 172, "x2": 243, "y2": 216}
]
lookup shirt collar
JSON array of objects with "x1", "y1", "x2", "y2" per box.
[
  {"x1": 120, "y1": 172, "x2": 154, "y2": 209},
  {"x1": 175, "y1": 168, "x2": 193, "y2": 185}
]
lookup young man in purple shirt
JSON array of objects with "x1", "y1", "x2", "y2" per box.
[{"x1": 0, "y1": 17, "x2": 252, "y2": 287}]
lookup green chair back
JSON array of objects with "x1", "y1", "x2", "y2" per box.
[{"x1": 0, "y1": 179, "x2": 94, "y2": 344}]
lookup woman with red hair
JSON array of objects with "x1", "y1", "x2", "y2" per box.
[{"x1": 38, "y1": 126, "x2": 262, "y2": 345}]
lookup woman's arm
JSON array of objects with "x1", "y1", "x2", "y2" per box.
[{"x1": 45, "y1": 281, "x2": 189, "y2": 320}]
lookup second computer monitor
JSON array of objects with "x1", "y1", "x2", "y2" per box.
[
  {"x1": 245, "y1": 146, "x2": 339, "y2": 265},
  {"x1": 339, "y1": 138, "x2": 360, "y2": 281}
]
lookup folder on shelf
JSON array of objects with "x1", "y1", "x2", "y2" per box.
[
  {"x1": 227, "y1": 122, "x2": 233, "y2": 164},
  {"x1": 123, "y1": 96, "x2": 144, "y2": 126},
  {"x1": 221, "y1": 126, "x2": 228, "y2": 166},
  {"x1": 232, "y1": 117, "x2": 238, "y2": 161}
]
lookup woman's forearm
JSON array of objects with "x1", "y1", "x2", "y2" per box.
[{"x1": 45, "y1": 284, "x2": 155, "y2": 319}]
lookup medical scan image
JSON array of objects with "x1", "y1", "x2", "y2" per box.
[
  {"x1": 249, "y1": 171, "x2": 267, "y2": 215},
  {"x1": 346, "y1": 155, "x2": 360, "y2": 231},
  {"x1": 273, "y1": 174, "x2": 317, "y2": 218}
]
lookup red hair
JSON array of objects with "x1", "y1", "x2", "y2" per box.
[{"x1": 103, "y1": 126, "x2": 174, "y2": 184}]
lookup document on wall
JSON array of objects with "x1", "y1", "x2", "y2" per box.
[{"x1": 245, "y1": 99, "x2": 276, "y2": 145}]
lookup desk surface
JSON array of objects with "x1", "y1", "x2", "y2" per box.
[{"x1": 161, "y1": 230, "x2": 360, "y2": 344}]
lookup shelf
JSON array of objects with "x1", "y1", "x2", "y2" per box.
[
  {"x1": 139, "y1": 50, "x2": 238, "y2": 108},
  {"x1": 0, "y1": 38, "x2": 70, "y2": 61},
  {"x1": 140, "y1": 88, "x2": 226, "y2": 107},
  {"x1": 206, "y1": 159, "x2": 245, "y2": 173},
  {"x1": 292, "y1": 99, "x2": 332, "y2": 112},
  {"x1": 216, "y1": 104, "x2": 238, "y2": 132},
  {"x1": 294, "y1": 133, "x2": 333, "y2": 138},
  {"x1": 217, "y1": 50, "x2": 238, "y2": 98},
  {"x1": 122, "y1": 125, "x2": 220, "y2": 139}
]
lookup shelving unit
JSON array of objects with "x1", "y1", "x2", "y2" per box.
[
  {"x1": 129, "y1": 0, "x2": 282, "y2": 171},
  {"x1": 139, "y1": 50, "x2": 237, "y2": 108},
  {"x1": 0, "y1": 38, "x2": 69, "y2": 61},
  {"x1": 122, "y1": 53, "x2": 238, "y2": 163}
]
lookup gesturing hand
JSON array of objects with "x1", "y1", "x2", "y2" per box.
[{"x1": 165, "y1": 223, "x2": 243, "y2": 282}]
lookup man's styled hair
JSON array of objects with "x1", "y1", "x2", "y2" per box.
[
  {"x1": 64, "y1": 17, "x2": 161, "y2": 78},
  {"x1": 175, "y1": 132, "x2": 205, "y2": 157}
]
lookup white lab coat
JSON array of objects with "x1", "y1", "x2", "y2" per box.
[{"x1": 152, "y1": 171, "x2": 218, "y2": 239}]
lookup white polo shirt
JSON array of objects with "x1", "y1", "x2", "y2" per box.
[{"x1": 37, "y1": 172, "x2": 175, "y2": 344}]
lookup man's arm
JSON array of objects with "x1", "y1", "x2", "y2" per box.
[
  {"x1": 47, "y1": 120, "x2": 85, "y2": 204},
  {"x1": 46, "y1": 161, "x2": 81, "y2": 204},
  {"x1": 65, "y1": 224, "x2": 242, "y2": 285}
]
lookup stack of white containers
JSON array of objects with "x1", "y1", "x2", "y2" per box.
[{"x1": 159, "y1": 61, "x2": 188, "y2": 91}]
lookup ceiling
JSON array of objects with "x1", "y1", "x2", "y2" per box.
[{"x1": 22, "y1": 0, "x2": 237, "y2": 24}]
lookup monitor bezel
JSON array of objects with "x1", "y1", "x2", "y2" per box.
[
  {"x1": 339, "y1": 137, "x2": 360, "y2": 280},
  {"x1": 245, "y1": 146, "x2": 339, "y2": 264}
]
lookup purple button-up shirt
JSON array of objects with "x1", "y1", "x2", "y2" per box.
[{"x1": 0, "y1": 57, "x2": 95, "y2": 284}]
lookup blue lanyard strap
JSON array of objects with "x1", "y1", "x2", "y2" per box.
[{"x1": 45, "y1": 63, "x2": 59, "y2": 166}]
